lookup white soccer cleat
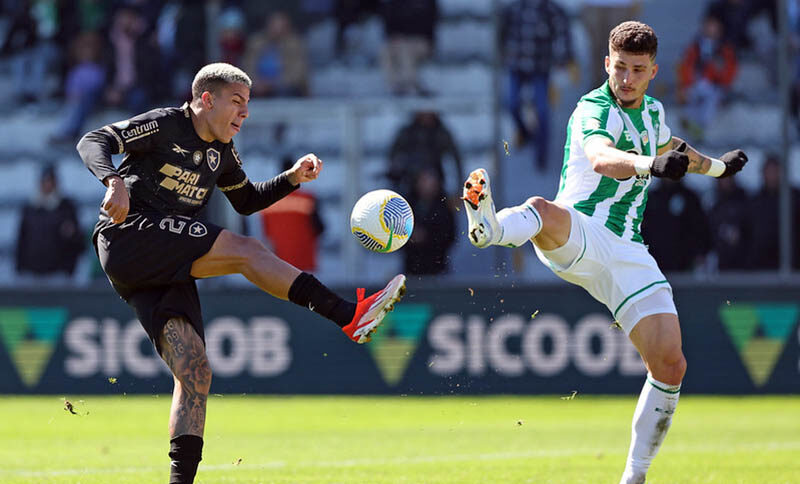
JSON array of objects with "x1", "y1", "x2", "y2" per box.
[{"x1": 462, "y1": 168, "x2": 501, "y2": 248}]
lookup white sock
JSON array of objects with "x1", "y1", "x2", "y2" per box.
[
  {"x1": 619, "y1": 374, "x2": 681, "y2": 484},
  {"x1": 496, "y1": 203, "x2": 542, "y2": 247}
]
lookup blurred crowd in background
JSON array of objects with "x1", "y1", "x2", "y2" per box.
[{"x1": 1, "y1": 0, "x2": 799, "y2": 287}]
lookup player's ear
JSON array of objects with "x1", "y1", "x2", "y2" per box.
[
  {"x1": 201, "y1": 91, "x2": 214, "y2": 109},
  {"x1": 650, "y1": 62, "x2": 658, "y2": 80}
]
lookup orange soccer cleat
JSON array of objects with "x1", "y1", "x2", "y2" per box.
[
  {"x1": 462, "y1": 168, "x2": 501, "y2": 248},
  {"x1": 342, "y1": 274, "x2": 407, "y2": 343}
]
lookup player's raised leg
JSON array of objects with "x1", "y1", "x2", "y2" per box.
[
  {"x1": 159, "y1": 318, "x2": 212, "y2": 484},
  {"x1": 620, "y1": 310, "x2": 686, "y2": 484},
  {"x1": 461, "y1": 168, "x2": 571, "y2": 250},
  {"x1": 190, "y1": 230, "x2": 405, "y2": 343}
]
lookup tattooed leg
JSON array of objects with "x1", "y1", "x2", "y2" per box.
[{"x1": 159, "y1": 318, "x2": 212, "y2": 438}]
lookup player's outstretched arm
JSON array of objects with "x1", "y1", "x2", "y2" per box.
[
  {"x1": 584, "y1": 136, "x2": 689, "y2": 180},
  {"x1": 219, "y1": 154, "x2": 323, "y2": 215},
  {"x1": 661, "y1": 137, "x2": 711, "y2": 174},
  {"x1": 664, "y1": 137, "x2": 748, "y2": 178},
  {"x1": 284, "y1": 153, "x2": 323, "y2": 185}
]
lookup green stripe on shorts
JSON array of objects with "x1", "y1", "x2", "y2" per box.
[{"x1": 613, "y1": 280, "x2": 669, "y2": 319}]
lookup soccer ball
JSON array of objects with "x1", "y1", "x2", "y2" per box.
[{"x1": 350, "y1": 189, "x2": 414, "y2": 253}]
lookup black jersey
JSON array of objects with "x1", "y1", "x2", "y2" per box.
[{"x1": 78, "y1": 102, "x2": 297, "y2": 222}]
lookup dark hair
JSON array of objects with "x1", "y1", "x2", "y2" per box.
[{"x1": 609, "y1": 21, "x2": 658, "y2": 58}]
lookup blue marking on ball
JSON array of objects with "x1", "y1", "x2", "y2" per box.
[{"x1": 382, "y1": 196, "x2": 413, "y2": 236}]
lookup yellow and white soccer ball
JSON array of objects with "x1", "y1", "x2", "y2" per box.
[{"x1": 350, "y1": 189, "x2": 414, "y2": 253}]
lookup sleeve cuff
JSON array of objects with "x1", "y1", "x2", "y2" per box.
[
  {"x1": 98, "y1": 170, "x2": 121, "y2": 184},
  {"x1": 278, "y1": 172, "x2": 300, "y2": 192}
]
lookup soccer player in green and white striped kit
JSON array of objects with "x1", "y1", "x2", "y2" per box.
[{"x1": 462, "y1": 21, "x2": 748, "y2": 484}]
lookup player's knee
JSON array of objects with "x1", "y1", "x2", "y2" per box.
[
  {"x1": 526, "y1": 196, "x2": 548, "y2": 213},
  {"x1": 674, "y1": 353, "x2": 687, "y2": 381},
  {"x1": 653, "y1": 351, "x2": 686, "y2": 385},
  {"x1": 224, "y1": 233, "x2": 269, "y2": 270},
  {"x1": 239, "y1": 236, "x2": 275, "y2": 267},
  {"x1": 526, "y1": 196, "x2": 562, "y2": 227},
  {"x1": 236, "y1": 235, "x2": 266, "y2": 255}
]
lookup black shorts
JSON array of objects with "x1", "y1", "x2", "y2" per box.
[{"x1": 93, "y1": 212, "x2": 224, "y2": 355}]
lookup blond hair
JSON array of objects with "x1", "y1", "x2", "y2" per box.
[{"x1": 191, "y1": 63, "x2": 252, "y2": 100}]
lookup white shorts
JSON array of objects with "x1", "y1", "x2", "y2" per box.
[{"x1": 534, "y1": 206, "x2": 677, "y2": 334}]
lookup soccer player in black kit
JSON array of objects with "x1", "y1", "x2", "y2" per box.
[{"x1": 77, "y1": 63, "x2": 406, "y2": 484}]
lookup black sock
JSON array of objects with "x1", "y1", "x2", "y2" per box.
[
  {"x1": 169, "y1": 435, "x2": 203, "y2": 484},
  {"x1": 288, "y1": 272, "x2": 356, "y2": 327}
]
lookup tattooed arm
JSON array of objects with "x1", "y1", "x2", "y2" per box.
[
  {"x1": 585, "y1": 136, "x2": 689, "y2": 180},
  {"x1": 657, "y1": 136, "x2": 712, "y2": 175},
  {"x1": 658, "y1": 137, "x2": 749, "y2": 178}
]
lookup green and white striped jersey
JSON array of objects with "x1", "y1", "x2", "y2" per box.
[{"x1": 556, "y1": 82, "x2": 672, "y2": 243}]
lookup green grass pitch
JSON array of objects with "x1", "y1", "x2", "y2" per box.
[{"x1": 1, "y1": 395, "x2": 798, "y2": 483}]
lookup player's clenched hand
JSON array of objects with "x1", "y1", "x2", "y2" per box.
[
  {"x1": 650, "y1": 143, "x2": 689, "y2": 180},
  {"x1": 286, "y1": 153, "x2": 323, "y2": 185},
  {"x1": 718, "y1": 149, "x2": 748, "y2": 178},
  {"x1": 102, "y1": 176, "x2": 129, "y2": 224}
]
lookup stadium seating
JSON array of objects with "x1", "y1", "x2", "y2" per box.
[
  {"x1": 0, "y1": 0, "x2": 795, "y2": 286},
  {"x1": 434, "y1": 20, "x2": 494, "y2": 62},
  {"x1": 0, "y1": 160, "x2": 39, "y2": 204}
]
